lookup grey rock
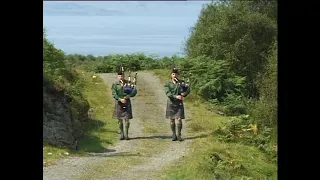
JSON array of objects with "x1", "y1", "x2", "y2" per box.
[{"x1": 43, "y1": 83, "x2": 89, "y2": 149}]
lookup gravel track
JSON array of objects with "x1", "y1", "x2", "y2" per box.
[{"x1": 43, "y1": 72, "x2": 192, "y2": 180}]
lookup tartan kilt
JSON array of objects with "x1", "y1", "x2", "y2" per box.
[
  {"x1": 165, "y1": 98, "x2": 185, "y2": 119},
  {"x1": 113, "y1": 99, "x2": 133, "y2": 120}
]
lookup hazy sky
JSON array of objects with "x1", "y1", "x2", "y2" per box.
[
  {"x1": 43, "y1": 1, "x2": 210, "y2": 57},
  {"x1": 44, "y1": 1, "x2": 209, "y2": 17}
]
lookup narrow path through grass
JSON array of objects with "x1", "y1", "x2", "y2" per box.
[{"x1": 76, "y1": 72, "x2": 189, "y2": 180}]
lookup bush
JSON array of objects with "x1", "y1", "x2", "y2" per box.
[
  {"x1": 184, "y1": 1, "x2": 277, "y2": 98},
  {"x1": 221, "y1": 94, "x2": 248, "y2": 116},
  {"x1": 214, "y1": 114, "x2": 277, "y2": 162},
  {"x1": 43, "y1": 28, "x2": 89, "y2": 130},
  {"x1": 250, "y1": 40, "x2": 277, "y2": 130}
]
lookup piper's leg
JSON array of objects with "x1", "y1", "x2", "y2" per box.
[
  {"x1": 177, "y1": 118, "x2": 183, "y2": 141},
  {"x1": 124, "y1": 118, "x2": 130, "y2": 140},
  {"x1": 170, "y1": 119, "x2": 177, "y2": 141},
  {"x1": 118, "y1": 119, "x2": 124, "y2": 140}
]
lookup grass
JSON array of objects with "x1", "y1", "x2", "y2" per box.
[
  {"x1": 151, "y1": 69, "x2": 277, "y2": 180},
  {"x1": 43, "y1": 70, "x2": 118, "y2": 166},
  {"x1": 159, "y1": 136, "x2": 277, "y2": 180},
  {"x1": 43, "y1": 144, "x2": 73, "y2": 166},
  {"x1": 76, "y1": 73, "x2": 118, "y2": 152},
  {"x1": 152, "y1": 69, "x2": 170, "y2": 83}
]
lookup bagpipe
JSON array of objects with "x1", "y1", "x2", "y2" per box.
[
  {"x1": 171, "y1": 60, "x2": 191, "y2": 94},
  {"x1": 174, "y1": 73, "x2": 191, "y2": 93},
  {"x1": 119, "y1": 63, "x2": 137, "y2": 95}
]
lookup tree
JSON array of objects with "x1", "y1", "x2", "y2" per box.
[{"x1": 184, "y1": 1, "x2": 277, "y2": 98}]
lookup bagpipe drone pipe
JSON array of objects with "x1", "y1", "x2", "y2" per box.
[
  {"x1": 121, "y1": 70, "x2": 137, "y2": 94},
  {"x1": 171, "y1": 59, "x2": 191, "y2": 94},
  {"x1": 173, "y1": 72, "x2": 191, "y2": 94},
  {"x1": 118, "y1": 63, "x2": 138, "y2": 108}
]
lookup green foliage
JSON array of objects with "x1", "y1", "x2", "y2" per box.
[
  {"x1": 65, "y1": 53, "x2": 164, "y2": 73},
  {"x1": 178, "y1": 0, "x2": 278, "y2": 158},
  {"x1": 250, "y1": 40, "x2": 278, "y2": 131},
  {"x1": 63, "y1": 53, "x2": 192, "y2": 74},
  {"x1": 214, "y1": 115, "x2": 277, "y2": 163},
  {"x1": 43, "y1": 28, "x2": 90, "y2": 148},
  {"x1": 163, "y1": 133, "x2": 277, "y2": 180},
  {"x1": 175, "y1": 56, "x2": 247, "y2": 115},
  {"x1": 43, "y1": 29, "x2": 66, "y2": 81},
  {"x1": 43, "y1": 29, "x2": 88, "y2": 102},
  {"x1": 185, "y1": 1, "x2": 277, "y2": 98},
  {"x1": 220, "y1": 94, "x2": 248, "y2": 116}
]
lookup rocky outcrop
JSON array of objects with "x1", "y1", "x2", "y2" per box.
[{"x1": 43, "y1": 80, "x2": 89, "y2": 149}]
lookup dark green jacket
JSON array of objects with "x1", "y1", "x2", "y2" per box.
[
  {"x1": 164, "y1": 79, "x2": 190, "y2": 100},
  {"x1": 111, "y1": 80, "x2": 137, "y2": 101}
]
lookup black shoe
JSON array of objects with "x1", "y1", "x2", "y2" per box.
[
  {"x1": 172, "y1": 134, "x2": 177, "y2": 141},
  {"x1": 125, "y1": 136, "x2": 130, "y2": 140},
  {"x1": 177, "y1": 135, "x2": 183, "y2": 141},
  {"x1": 120, "y1": 134, "x2": 125, "y2": 140}
]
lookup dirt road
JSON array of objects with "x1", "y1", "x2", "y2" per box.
[{"x1": 43, "y1": 72, "x2": 192, "y2": 180}]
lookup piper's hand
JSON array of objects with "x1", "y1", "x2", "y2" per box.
[
  {"x1": 181, "y1": 92, "x2": 186, "y2": 96},
  {"x1": 124, "y1": 95, "x2": 131, "y2": 99},
  {"x1": 176, "y1": 95, "x2": 182, "y2": 100},
  {"x1": 120, "y1": 99, "x2": 126, "y2": 104}
]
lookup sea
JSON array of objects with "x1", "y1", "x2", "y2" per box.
[{"x1": 43, "y1": 1, "x2": 209, "y2": 57}]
